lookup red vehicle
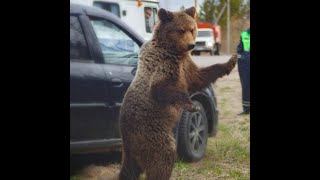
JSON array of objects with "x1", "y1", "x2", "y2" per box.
[{"x1": 197, "y1": 23, "x2": 221, "y2": 55}]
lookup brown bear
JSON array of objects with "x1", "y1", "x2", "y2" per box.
[{"x1": 119, "y1": 7, "x2": 237, "y2": 180}]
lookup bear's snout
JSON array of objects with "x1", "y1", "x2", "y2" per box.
[{"x1": 187, "y1": 43, "x2": 195, "y2": 50}]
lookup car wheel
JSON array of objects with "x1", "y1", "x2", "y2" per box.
[{"x1": 177, "y1": 100, "x2": 208, "y2": 162}]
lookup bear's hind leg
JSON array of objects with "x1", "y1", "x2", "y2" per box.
[
  {"x1": 119, "y1": 151, "x2": 143, "y2": 180},
  {"x1": 145, "y1": 150, "x2": 176, "y2": 180}
]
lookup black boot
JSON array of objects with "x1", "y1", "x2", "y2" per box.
[
  {"x1": 238, "y1": 111, "x2": 249, "y2": 115},
  {"x1": 238, "y1": 107, "x2": 250, "y2": 115}
]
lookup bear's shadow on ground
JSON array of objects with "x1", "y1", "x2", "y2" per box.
[{"x1": 70, "y1": 152, "x2": 122, "y2": 176}]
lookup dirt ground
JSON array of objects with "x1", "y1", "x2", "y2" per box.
[
  {"x1": 213, "y1": 64, "x2": 249, "y2": 123},
  {"x1": 70, "y1": 61, "x2": 250, "y2": 180}
]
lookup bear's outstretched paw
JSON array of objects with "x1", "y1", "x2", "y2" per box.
[{"x1": 225, "y1": 54, "x2": 238, "y2": 75}]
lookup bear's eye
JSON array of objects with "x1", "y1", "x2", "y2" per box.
[{"x1": 177, "y1": 29, "x2": 185, "y2": 34}]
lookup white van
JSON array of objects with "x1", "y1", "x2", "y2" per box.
[
  {"x1": 192, "y1": 28, "x2": 216, "y2": 56},
  {"x1": 70, "y1": 0, "x2": 160, "y2": 41}
]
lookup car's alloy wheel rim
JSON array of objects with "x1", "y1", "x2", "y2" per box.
[{"x1": 189, "y1": 112, "x2": 205, "y2": 153}]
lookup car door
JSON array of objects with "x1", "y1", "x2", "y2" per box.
[
  {"x1": 88, "y1": 16, "x2": 140, "y2": 138},
  {"x1": 70, "y1": 14, "x2": 113, "y2": 143}
]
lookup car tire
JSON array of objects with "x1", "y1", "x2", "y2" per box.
[{"x1": 177, "y1": 100, "x2": 208, "y2": 162}]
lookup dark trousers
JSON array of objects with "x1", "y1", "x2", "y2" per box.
[
  {"x1": 238, "y1": 58, "x2": 250, "y2": 112},
  {"x1": 214, "y1": 43, "x2": 221, "y2": 55}
]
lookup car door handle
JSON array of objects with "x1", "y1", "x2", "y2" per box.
[{"x1": 111, "y1": 78, "x2": 124, "y2": 87}]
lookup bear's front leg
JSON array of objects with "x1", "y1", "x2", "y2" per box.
[
  {"x1": 187, "y1": 54, "x2": 238, "y2": 94},
  {"x1": 183, "y1": 98, "x2": 200, "y2": 112},
  {"x1": 150, "y1": 83, "x2": 200, "y2": 112},
  {"x1": 198, "y1": 54, "x2": 237, "y2": 84},
  {"x1": 224, "y1": 54, "x2": 238, "y2": 75}
]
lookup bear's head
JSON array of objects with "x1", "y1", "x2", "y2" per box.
[{"x1": 152, "y1": 7, "x2": 198, "y2": 54}]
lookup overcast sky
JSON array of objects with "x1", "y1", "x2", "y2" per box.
[{"x1": 159, "y1": 0, "x2": 204, "y2": 11}]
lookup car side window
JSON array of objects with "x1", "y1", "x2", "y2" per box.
[
  {"x1": 70, "y1": 16, "x2": 91, "y2": 61},
  {"x1": 90, "y1": 18, "x2": 139, "y2": 65}
]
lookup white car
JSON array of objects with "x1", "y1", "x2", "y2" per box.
[{"x1": 192, "y1": 28, "x2": 215, "y2": 56}]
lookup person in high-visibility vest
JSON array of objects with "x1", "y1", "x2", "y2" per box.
[{"x1": 237, "y1": 28, "x2": 250, "y2": 115}]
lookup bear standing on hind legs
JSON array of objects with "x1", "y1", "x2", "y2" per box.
[{"x1": 119, "y1": 6, "x2": 237, "y2": 180}]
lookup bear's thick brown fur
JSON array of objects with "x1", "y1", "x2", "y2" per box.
[{"x1": 119, "y1": 7, "x2": 237, "y2": 180}]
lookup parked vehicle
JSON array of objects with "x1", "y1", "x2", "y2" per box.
[{"x1": 192, "y1": 28, "x2": 215, "y2": 56}]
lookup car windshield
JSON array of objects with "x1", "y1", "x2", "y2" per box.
[
  {"x1": 93, "y1": 2, "x2": 120, "y2": 17},
  {"x1": 197, "y1": 31, "x2": 213, "y2": 37}
]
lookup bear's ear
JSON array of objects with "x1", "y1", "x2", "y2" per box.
[
  {"x1": 158, "y1": 8, "x2": 173, "y2": 22},
  {"x1": 184, "y1": 6, "x2": 196, "y2": 19}
]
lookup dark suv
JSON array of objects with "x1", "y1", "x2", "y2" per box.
[{"x1": 70, "y1": 4, "x2": 219, "y2": 161}]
